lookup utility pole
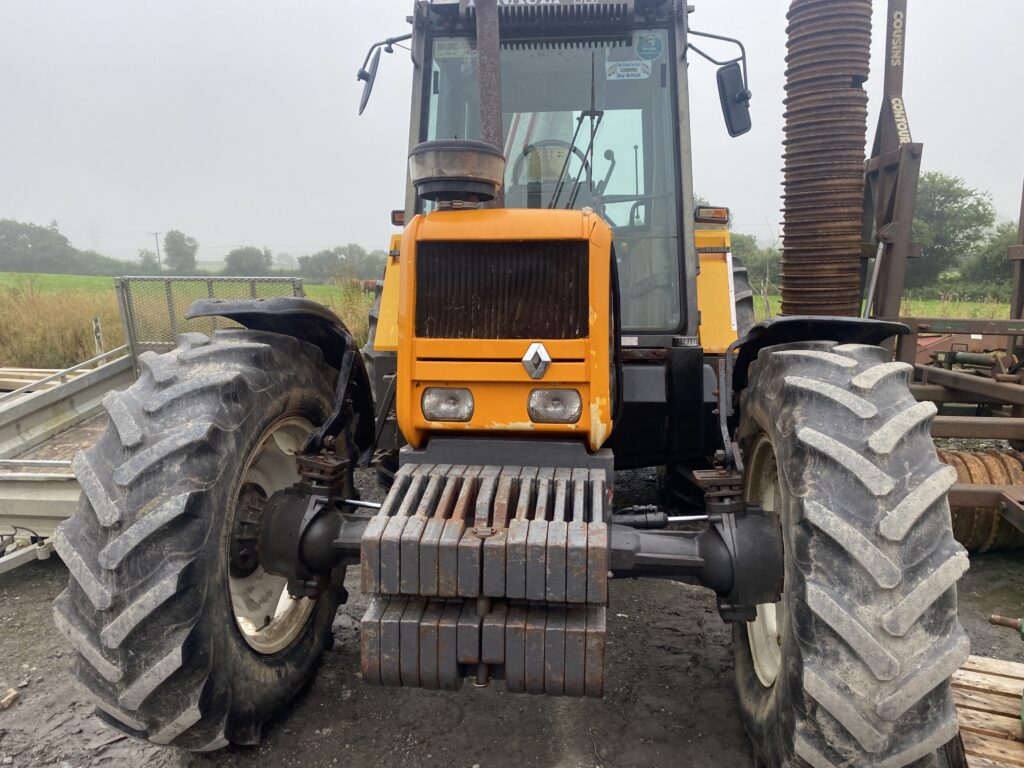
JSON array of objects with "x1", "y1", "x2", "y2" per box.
[{"x1": 151, "y1": 232, "x2": 163, "y2": 271}]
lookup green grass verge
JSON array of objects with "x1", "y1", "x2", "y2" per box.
[
  {"x1": 0, "y1": 273, "x2": 374, "y2": 369},
  {"x1": 0, "y1": 272, "x2": 116, "y2": 295},
  {"x1": 752, "y1": 295, "x2": 1010, "y2": 322},
  {"x1": 0, "y1": 273, "x2": 1014, "y2": 368}
]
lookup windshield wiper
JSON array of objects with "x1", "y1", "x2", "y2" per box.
[{"x1": 549, "y1": 53, "x2": 604, "y2": 210}]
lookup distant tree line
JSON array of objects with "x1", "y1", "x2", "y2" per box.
[
  {"x1": 4, "y1": 171, "x2": 1016, "y2": 298},
  {"x1": 0, "y1": 220, "x2": 388, "y2": 282},
  {"x1": 0, "y1": 220, "x2": 131, "y2": 275},
  {"x1": 730, "y1": 171, "x2": 1020, "y2": 306}
]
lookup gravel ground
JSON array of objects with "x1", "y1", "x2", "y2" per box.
[{"x1": 0, "y1": 467, "x2": 1021, "y2": 768}]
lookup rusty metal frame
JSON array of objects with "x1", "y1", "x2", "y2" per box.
[
  {"x1": 861, "y1": 0, "x2": 923, "y2": 320},
  {"x1": 916, "y1": 366, "x2": 1024, "y2": 407},
  {"x1": 1009, "y1": 179, "x2": 1024, "y2": 353},
  {"x1": 930, "y1": 416, "x2": 1024, "y2": 441},
  {"x1": 998, "y1": 487, "x2": 1024, "y2": 536},
  {"x1": 857, "y1": 1, "x2": 1024, "y2": 544},
  {"x1": 895, "y1": 229, "x2": 1024, "y2": 535},
  {"x1": 947, "y1": 485, "x2": 1024, "y2": 537},
  {"x1": 891, "y1": 317, "x2": 1024, "y2": 366}
]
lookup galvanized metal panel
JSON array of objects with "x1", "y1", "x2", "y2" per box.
[{"x1": 0, "y1": 356, "x2": 133, "y2": 460}]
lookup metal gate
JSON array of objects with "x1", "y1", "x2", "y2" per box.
[{"x1": 115, "y1": 276, "x2": 305, "y2": 361}]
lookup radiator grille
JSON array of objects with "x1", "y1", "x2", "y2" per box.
[{"x1": 415, "y1": 240, "x2": 589, "y2": 340}]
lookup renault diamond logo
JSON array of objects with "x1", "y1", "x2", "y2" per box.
[{"x1": 522, "y1": 342, "x2": 551, "y2": 380}]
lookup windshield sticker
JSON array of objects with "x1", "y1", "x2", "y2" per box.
[
  {"x1": 607, "y1": 61, "x2": 652, "y2": 81},
  {"x1": 635, "y1": 33, "x2": 664, "y2": 61},
  {"x1": 435, "y1": 39, "x2": 474, "y2": 59}
]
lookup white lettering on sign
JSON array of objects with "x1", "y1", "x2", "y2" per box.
[
  {"x1": 607, "y1": 61, "x2": 652, "y2": 81},
  {"x1": 891, "y1": 96, "x2": 912, "y2": 145},
  {"x1": 890, "y1": 10, "x2": 905, "y2": 67}
]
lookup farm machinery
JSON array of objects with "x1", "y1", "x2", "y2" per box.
[{"x1": 49, "y1": 0, "x2": 1014, "y2": 766}]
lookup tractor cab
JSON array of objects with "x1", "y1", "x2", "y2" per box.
[
  {"x1": 362, "y1": 0, "x2": 752, "y2": 338},
  {"x1": 422, "y1": 20, "x2": 685, "y2": 332},
  {"x1": 362, "y1": 0, "x2": 754, "y2": 470},
  {"x1": 55, "y1": 3, "x2": 972, "y2": 764}
]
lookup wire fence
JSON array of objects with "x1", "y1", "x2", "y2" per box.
[{"x1": 116, "y1": 276, "x2": 305, "y2": 359}]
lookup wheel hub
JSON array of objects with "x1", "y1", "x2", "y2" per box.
[
  {"x1": 228, "y1": 416, "x2": 321, "y2": 656},
  {"x1": 745, "y1": 434, "x2": 785, "y2": 688}
]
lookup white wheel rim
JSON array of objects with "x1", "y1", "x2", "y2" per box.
[
  {"x1": 229, "y1": 416, "x2": 317, "y2": 655},
  {"x1": 745, "y1": 435, "x2": 784, "y2": 688}
]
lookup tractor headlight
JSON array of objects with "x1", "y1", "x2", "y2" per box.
[
  {"x1": 422, "y1": 388, "x2": 474, "y2": 422},
  {"x1": 528, "y1": 389, "x2": 582, "y2": 424}
]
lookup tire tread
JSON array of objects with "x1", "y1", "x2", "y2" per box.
[
  {"x1": 738, "y1": 341, "x2": 969, "y2": 767},
  {"x1": 54, "y1": 330, "x2": 342, "y2": 751}
]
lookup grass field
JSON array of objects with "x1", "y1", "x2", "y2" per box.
[
  {"x1": 0, "y1": 272, "x2": 373, "y2": 369},
  {"x1": 0, "y1": 271, "x2": 1014, "y2": 369},
  {"x1": 751, "y1": 295, "x2": 1010, "y2": 322},
  {"x1": 0, "y1": 271, "x2": 117, "y2": 296}
]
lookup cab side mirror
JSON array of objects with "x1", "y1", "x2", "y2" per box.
[
  {"x1": 358, "y1": 48, "x2": 382, "y2": 116},
  {"x1": 717, "y1": 62, "x2": 752, "y2": 137}
]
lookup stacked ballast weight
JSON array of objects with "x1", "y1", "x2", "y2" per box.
[{"x1": 360, "y1": 464, "x2": 609, "y2": 695}]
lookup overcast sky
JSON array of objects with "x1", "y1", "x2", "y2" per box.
[{"x1": 0, "y1": 0, "x2": 1020, "y2": 263}]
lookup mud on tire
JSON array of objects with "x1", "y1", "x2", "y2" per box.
[
  {"x1": 53, "y1": 330, "x2": 347, "y2": 751},
  {"x1": 735, "y1": 341, "x2": 969, "y2": 768}
]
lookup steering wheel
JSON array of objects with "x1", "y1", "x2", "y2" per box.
[{"x1": 510, "y1": 139, "x2": 594, "y2": 189}]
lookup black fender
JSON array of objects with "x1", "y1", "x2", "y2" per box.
[
  {"x1": 715, "y1": 316, "x2": 909, "y2": 469},
  {"x1": 187, "y1": 297, "x2": 376, "y2": 462},
  {"x1": 731, "y1": 315, "x2": 909, "y2": 394}
]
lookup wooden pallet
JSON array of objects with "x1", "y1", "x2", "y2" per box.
[{"x1": 956, "y1": 655, "x2": 1024, "y2": 767}]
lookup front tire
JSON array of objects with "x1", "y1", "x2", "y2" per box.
[
  {"x1": 735, "y1": 342, "x2": 969, "y2": 767},
  {"x1": 53, "y1": 330, "x2": 347, "y2": 750}
]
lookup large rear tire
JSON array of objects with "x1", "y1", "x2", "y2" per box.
[
  {"x1": 53, "y1": 330, "x2": 348, "y2": 751},
  {"x1": 735, "y1": 341, "x2": 969, "y2": 767}
]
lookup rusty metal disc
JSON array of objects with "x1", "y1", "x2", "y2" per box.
[
  {"x1": 937, "y1": 449, "x2": 1024, "y2": 553},
  {"x1": 780, "y1": 0, "x2": 872, "y2": 317}
]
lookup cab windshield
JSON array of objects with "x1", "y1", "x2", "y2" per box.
[{"x1": 426, "y1": 30, "x2": 682, "y2": 332}]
